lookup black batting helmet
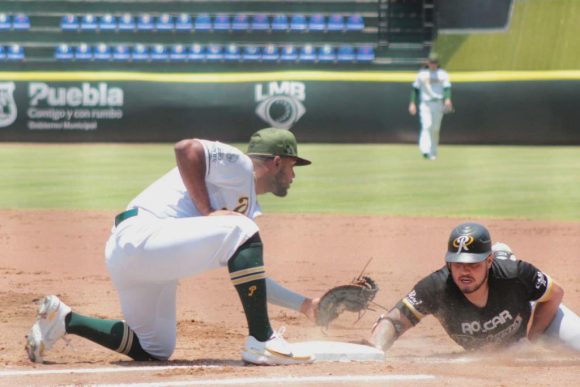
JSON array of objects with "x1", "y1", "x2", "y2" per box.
[{"x1": 445, "y1": 222, "x2": 492, "y2": 263}]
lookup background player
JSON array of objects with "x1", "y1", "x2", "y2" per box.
[
  {"x1": 408, "y1": 52, "x2": 453, "y2": 160},
  {"x1": 26, "y1": 128, "x2": 319, "y2": 366},
  {"x1": 371, "y1": 222, "x2": 580, "y2": 353}
]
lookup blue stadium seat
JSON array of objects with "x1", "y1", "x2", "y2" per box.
[
  {"x1": 261, "y1": 44, "x2": 279, "y2": 62},
  {"x1": 99, "y1": 14, "x2": 117, "y2": 31},
  {"x1": 346, "y1": 14, "x2": 365, "y2": 31},
  {"x1": 112, "y1": 44, "x2": 131, "y2": 61},
  {"x1": 318, "y1": 44, "x2": 336, "y2": 62},
  {"x1": 137, "y1": 14, "x2": 155, "y2": 31},
  {"x1": 280, "y1": 45, "x2": 298, "y2": 62},
  {"x1": 189, "y1": 43, "x2": 206, "y2": 61},
  {"x1": 175, "y1": 13, "x2": 192, "y2": 32},
  {"x1": 150, "y1": 44, "x2": 169, "y2": 61},
  {"x1": 94, "y1": 43, "x2": 112, "y2": 60},
  {"x1": 74, "y1": 43, "x2": 93, "y2": 61},
  {"x1": 308, "y1": 14, "x2": 326, "y2": 32},
  {"x1": 224, "y1": 43, "x2": 241, "y2": 61},
  {"x1": 0, "y1": 14, "x2": 11, "y2": 31},
  {"x1": 7, "y1": 44, "x2": 25, "y2": 60},
  {"x1": 206, "y1": 44, "x2": 224, "y2": 61},
  {"x1": 213, "y1": 14, "x2": 230, "y2": 31},
  {"x1": 60, "y1": 14, "x2": 79, "y2": 31},
  {"x1": 251, "y1": 14, "x2": 270, "y2": 31},
  {"x1": 156, "y1": 14, "x2": 174, "y2": 31},
  {"x1": 356, "y1": 45, "x2": 375, "y2": 62},
  {"x1": 0, "y1": 46, "x2": 5, "y2": 60},
  {"x1": 298, "y1": 44, "x2": 317, "y2": 62},
  {"x1": 271, "y1": 14, "x2": 288, "y2": 32},
  {"x1": 231, "y1": 14, "x2": 249, "y2": 31},
  {"x1": 118, "y1": 14, "x2": 136, "y2": 31},
  {"x1": 194, "y1": 13, "x2": 212, "y2": 31},
  {"x1": 12, "y1": 14, "x2": 30, "y2": 30},
  {"x1": 327, "y1": 14, "x2": 345, "y2": 32},
  {"x1": 169, "y1": 44, "x2": 188, "y2": 61},
  {"x1": 290, "y1": 14, "x2": 307, "y2": 32},
  {"x1": 80, "y1": 14, "x2": 98, "y2": 31},
  {"x1": 54, "y1": 44, "x2": 74, "y2": 60},
  {"x1": 336, "y1": 44, "x2": 355, "y2": 62},
  {"x1": 131, "y1": 44, "x2": 150, "y2": 61},
  {"x1": 242, "y1": 45, "x2": 261, "y2": 61}
]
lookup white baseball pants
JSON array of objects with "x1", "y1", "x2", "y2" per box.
[{"x1": 418, "y1": 100, "x2": 444, "y2": 158}]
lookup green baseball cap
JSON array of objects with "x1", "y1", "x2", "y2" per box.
[{"x1": 247, "y1": 128, "x2": 311, "y2": 166}]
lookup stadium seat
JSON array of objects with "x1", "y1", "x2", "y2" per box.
[
  {"x1": 280, "y1": 45, "x2": 298, "y2": 62},
  {"x1": 261, "y1": 44, "x2": 279, "y2": 62},
  {"x1": 224, "y1": 43, "x2": 241, "y2": 61},
  {"x1": 356, "y1": 45, "x2": 375, "y2": 62},
  {"x1": 99, "y1": 14, "x2": 117, "y2": 31},
  {"x1": 188, "y1": 43, "x2": 206, "y2": 61},
  {"x1": 271, "y1": 14, "x2": 288, "y2": 32},
  {"x1": 118, "y1": 14, "x2": 136, "y2": 31},
  {"x1": 213, "y1": 14, "x2": 231, "y2": 31},
  {"x1": 156, "y1": 14, "x2": 174, "y2": 31},
  {"x1": 80, "y1": 14, "x2": 98, "y2": 31},
  {"x1": 290, "y1": 14, "x2": 307, "y2": 32},
  {"x1": 346, "y1": 14, "x2": 365, "y2": 31},
  {"x1": 327, "y1": 14, "x2": 345, "y2": 32},
  {"x1": 0, "y1": 14, "x2": 10, "y2": 31},
  {"x1": 131, "y1": 43, "x2": 150, "y2": 61},
  {"x1": 136, "y1": 14, "x2": 155, "y2": 31},
  {"x1": 318, "y1": 44, "x2": 336, "y2": 62},
  {"x1": 336, "y1": 44, "x2": 355, "y2": 62},
  {"x1": 175, "y1": 13, "x2": 193, "y2": 32},
  {"x1": 150, "y1": 44, "x2": 168, "y2": 61},
  {"x1": 93, "y1": 43, "x2": 112, "y2": 60},
  {"x1": 60, "y1": 14, "x2": 79, "y2": 31},
  {"x1": 74, "y1": 43, "x2": 92, "y2": 61},
  {"x1": 112, "y1": 44, "x2": 131, "y2": 61},
  {"x1": 169, "y1": 44, "x2": 188, "y2": 61},
  {"x1": 308, "y1": 14, "x2": 326, "y2": 32},
  {"x1": 298, "y1": 45, "x2": 317, "y2": 62},
  {"x1": 7, "y1": 44, "x2": 25, "y2": 60},
  {"x1": 206, "y1": 44, "x2": 224, "y2": 61},
  {"x1": 242, "y1": 45, "x2": 261, "y2": 61},
  {"x1": 251, "y1": 14, "x2": 270, "y2": 31},
  {"x1": 54, "y1": 44, "x2": 74, "y2": 60},
  {"x1": 12, "y1": 14, "x2": 30, "y2": 30},
  {"x1": 231, "y1": 14, "x2": 249, "y2": 31},
  {"x1": 0, "y1": 46, "x2": 5, "y2": 60},
  {"x1": 194, "y1": 13, "x2": 212, "y2": 31}
]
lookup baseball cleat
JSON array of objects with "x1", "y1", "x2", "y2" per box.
[
  {"x1": 25, "y1": 295, "x2": 71, "y2": 363},
  {"x1": 242, "y1": 328, "x2": 315, "y2": 366}
]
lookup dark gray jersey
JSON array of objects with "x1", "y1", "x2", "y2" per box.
[{"x1": 397, "y1": 258, "x2": 552, "y2": 350}]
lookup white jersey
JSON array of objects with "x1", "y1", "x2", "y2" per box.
[
  {"x1": 127, "y1": 140, "x2": 262, "y2": 219},
  {"x1": 412, "y1": 68, "x2": 451, "y2": 102}
]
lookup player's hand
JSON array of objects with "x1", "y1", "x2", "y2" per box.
[
  {"x1": 209, "y1": 210, "x2": 244, "y2": 217},
  {"x1": 299, "y1": 297, "x2": 320, "y2": 322},
  {"x1": 408, "y1": 103, "x2": 417, "y2": 116}
]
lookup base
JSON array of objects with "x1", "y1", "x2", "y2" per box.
[{"x1": 291, "y1": 340, "x2": 384, "y2": 362}]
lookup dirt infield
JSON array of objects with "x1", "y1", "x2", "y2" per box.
[{"x1": 1, "y1": 209, "x2": 579, "y2": 385}]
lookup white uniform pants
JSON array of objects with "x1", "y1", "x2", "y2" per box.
[
  {"x1": 543, "y1": 303, "x2": 580, "y2": 351},
  {"x1": 105, "y1": 210, "x2": 259, "y2": 360},
  {"x1": 418, "y1": 100, "x2": 444, "y2": 158}
]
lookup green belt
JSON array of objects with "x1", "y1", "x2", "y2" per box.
[{"x1": 114, "y1": 208, "x2": 139, "y2": 227}]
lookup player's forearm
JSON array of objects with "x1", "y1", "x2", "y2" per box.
[
  {"x1": 370, "y1": 308, "x2": 412, "y2": 351},
  {"x1": 175, "y1": 139, "x2": 213, "y2": 215},
  {"x1": 265, "y1": 277, "x2": 307, "y2": 312},
  {"x1": 528, "y1": 283, "x2": 564, "y2": 340}
]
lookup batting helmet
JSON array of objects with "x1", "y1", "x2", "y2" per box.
[{"x1": 445, "y1": 222, "x2": 492, "y2": 263}]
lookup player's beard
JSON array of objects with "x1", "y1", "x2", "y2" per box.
[
  {"x1": 459, "y1": 268, "x2": 489, "y2": 295},
  {"x1": 271, "y1": 169, "x2": 290, "y2": 197}
]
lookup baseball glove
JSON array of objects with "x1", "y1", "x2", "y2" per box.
[{"x1": 315, "y1": 276, "x2": 379, "y2": 327}]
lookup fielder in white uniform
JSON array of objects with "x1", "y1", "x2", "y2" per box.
[
  {"x1": 408, "y1": 53, "x2": 453, "y2": 160},
  {"x1": 26, "y1": 128, "x2": 319, "y2": 366}
]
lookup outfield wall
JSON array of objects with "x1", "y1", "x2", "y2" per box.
[{"x1": 0, "y1": 72, "x2": 579, "y2": 145}]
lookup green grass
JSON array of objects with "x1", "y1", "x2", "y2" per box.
[
  {"x1": 1, "y1": 143, "x2": 579, "y2": 221},
  {"x1": 436, "y1": 0, "x2": 580, "y2": 71}
]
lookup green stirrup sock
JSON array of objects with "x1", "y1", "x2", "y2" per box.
[
  {"x1": 228, "y1": 233, "x2": 273, "y2": 342},
  {"x1": 65, "y1": 312, "x2": 156, "y2": 361}
]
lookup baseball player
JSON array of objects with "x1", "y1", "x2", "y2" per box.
[
  {"x1": 371, "y1": 222, "x2": 580, "y2": 353},
  {"x1": 26, "y1": 128, "x2": 319, "y2": 365},
  {"x1": 408, "y1": 52, "x2": 453, "y2": 160}
]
